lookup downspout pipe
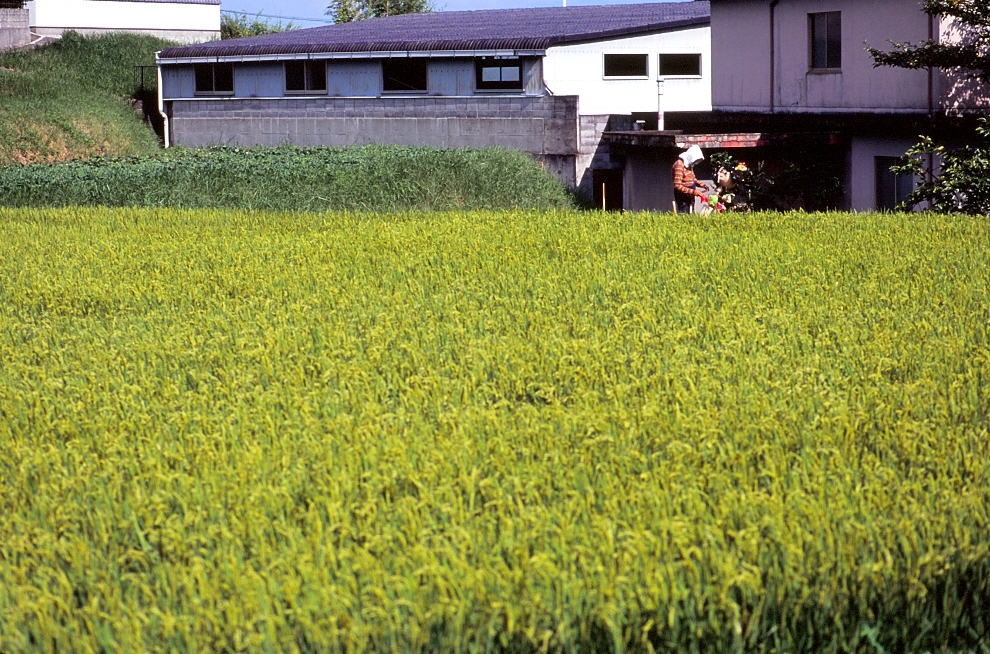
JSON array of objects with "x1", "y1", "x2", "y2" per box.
[
  {"x1": 769, "y1": 0, "x2": 780, "y2": 113},
  {"x1": 927, "y1": 11, "x2": 934, "y2": 116},
  {"x1": 156, "y1": 52, "x2": 170, "y2": 149}
]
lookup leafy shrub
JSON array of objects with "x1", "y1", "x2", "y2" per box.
[
  {"x1": 892, "y1": 117, "x2": 990, "y2": 215},
  {"x1": 0, "y1": 145, "x2": 575, "y2": 212}
]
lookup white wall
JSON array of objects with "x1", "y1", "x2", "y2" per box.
[
  {"x1": 712, "y1": 0, "x2": 932, "y2": 113},
  {"x1": 28, "y1": 0, "x2": 219, "y2": 41},
  {"x1": 544, "y1": 26, "x2": 712, "y2": 116}
]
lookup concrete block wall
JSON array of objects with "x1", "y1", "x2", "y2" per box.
[
  {"x1": 576, "y1": 115, "x2": 615, "y2": 200},
  {"x1": 0, "y1": 8, "x2": 30, "y2": 51},
  {"x1": 168, "y1": 94, "x2": 582, "y2": 185}
]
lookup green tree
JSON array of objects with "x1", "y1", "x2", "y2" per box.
[
  {"x1": 327, "y1": 0, "x2": 433, "y2": 24},
  {"x1": 867, "y1": 0, "x2": 990, "y2": 214},
  {"x1": 221, "y1": 12, "x2": 297, "y2": 39}
]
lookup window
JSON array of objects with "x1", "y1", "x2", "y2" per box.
[
  {"x1": 875, "y1": 157, "x2": 914, "y2": 210},
  {"x1": 809, "y1": 11, "x2": 841, "y2": 70},
  {"x1": 382, "y1": 59, "x2": 428, "y2": 93},
  {"x1": 476, "y1": 57, "x2": 523, "y2": 91},
  {"x1": 194, "y1": 63, "x2": 234, "y2": 95},
  {"x1": 658, "y1": 53, "x2": 702, "y2": 77},
  {"x1": 285, "y1": 61, "x2": 327, "y2": 93},
  {"x1": 603, "y1": 54, "x2": 649, "y2": 78}
]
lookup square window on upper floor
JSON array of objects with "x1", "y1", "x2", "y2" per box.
[{"x1": 809, "y1": 11, "x2": 841, "y2": 72}]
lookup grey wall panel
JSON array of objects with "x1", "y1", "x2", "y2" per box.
[
  {"x1": 523, "y1": 58, "x2": 544, "y2": 96},
  {"x1": 327, "y1": 61, "x2": 381, "y2": 97},
  {"x1": 235, "y1": 63, "x2": 285, "y2": 98},
  {"x1": 162, "y1": 66, "x2": 196, "y2": 99},
  {"x1": 428, "y1": 59, "x2": 475, "y2": 96}
]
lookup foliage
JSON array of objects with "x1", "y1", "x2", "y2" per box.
[
  {"x1": 0, "y1": 31, "x2": 170, "y2": 164},
  {"x1": 891, "y1": 117, "x2": 990, "y2": 214},
  {"x1": 328, "y1": 0, "x2": 432, "y2": 24},
  {"x1": 220, "y1": 12, "x2": 297, "y2": 40},
  {"x1": 1, "y1": 208, "x2": 989, "y2": 653},
  {"x1": 866, "y1": 0, "x2": 990, "y2": 83},
  {"x1": 707, "y1": 151, "x2": 844, "y2": 212},
  {"x1": 0, "y1": 145, "x2": 574, "y2": 212}
]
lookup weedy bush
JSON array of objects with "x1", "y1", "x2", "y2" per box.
[
  {"x1": 0, "y1": 145, "x2": 574, "y2": 212},
  {"x1": 0, "y1": 208, "x2": 988, "y2": 654}
]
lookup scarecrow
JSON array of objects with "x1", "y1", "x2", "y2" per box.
[{"x1": 711, "y1": 163, "x2": 752, "y2": 212}]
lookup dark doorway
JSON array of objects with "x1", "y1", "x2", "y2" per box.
[{"x1": 592, "y1": 168, "x2": 624, "y2": 211}]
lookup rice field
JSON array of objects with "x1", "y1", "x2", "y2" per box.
[{"x1": 0, "y1": 207, "x2": 988, "y2": 654}]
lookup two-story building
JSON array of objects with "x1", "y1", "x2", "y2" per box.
[
  {"x1": 650, "y1": 0, "x2": 985, "y2": 211},
  {"x1": 27, "y1": 0, "x2": 220, "y2": 43},
  {"x1": 156, "y1": 3, "x2": 712, "y2": 207}
]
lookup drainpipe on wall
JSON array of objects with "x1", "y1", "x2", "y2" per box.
[
  {"x1": 927, "y1": 11, "x2": 934, "y2": 117},
  {"x1": 156, "y1": 53, "x2": 169, "y2": 149},
  {"x1": 769, "y1": 0, "x2": 780, "y2": 113}
]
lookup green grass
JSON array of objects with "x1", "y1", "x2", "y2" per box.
[
  {"x1": 0, "y1": 145, "x2": 576, "y2": 212},
  {"x1": 0, "y1": 31, "x2": 170, "y2": 165},
  {"x1": 1, "y1": 207, "x2": 988, "y2": 654}
]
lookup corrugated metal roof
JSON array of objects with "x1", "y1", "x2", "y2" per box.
[
  {"x1": 94, "y1": 0, "x2": 220, "y2": 4},
  {"x1": 159, "y1": 2, "x2": 709, "y2": 60}
]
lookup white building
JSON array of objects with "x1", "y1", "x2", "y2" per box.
[{"x1": 28, "y1": 0, "x2": 220, "y2": 43}]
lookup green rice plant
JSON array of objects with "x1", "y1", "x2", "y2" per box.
[{"x1": 0, "y1": 208, "x2": 988, "y2": 654}]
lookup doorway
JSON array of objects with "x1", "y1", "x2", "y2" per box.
[{"x1": 592, "y1": 168, "x2": 624, "y2": 211}]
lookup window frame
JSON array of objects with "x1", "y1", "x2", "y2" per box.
[
  {"x1": 381, "y1": 58, "x2": 429, "y2": 94},
  {"x1": 285, "y1": 60, "x2": 328, "y2": 94},
  {"x1": 657, "y1": 53, "x2": 703, "y2": 78},
  {"x1": 875, "y1": 156, "x2": 914, "y2": 210},
  {"x1": 194, "y1": 63, "x2": 234, "y2": 96},
  {"x1": 475, "y1": 57, "x2": 524, "y2": 92},
  {"x1": 603, "y1": 53, "x2": 650, "y2": 80},
  {"x1": 808, "y1": 11, "x2": 842, "y2": 72}
]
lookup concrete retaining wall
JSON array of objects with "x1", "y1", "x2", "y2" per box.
[
  {"x1": 0, "y1": 8, "x2": 30, "y2": 51},
  {"x1": 168, "y1": 95, "x2": 583, "y2": 185}
]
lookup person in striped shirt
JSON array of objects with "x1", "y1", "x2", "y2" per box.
[{"x1": 672, "y1": 145, "x2": 709, "y2": 214}]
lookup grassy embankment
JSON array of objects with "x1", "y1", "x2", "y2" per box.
[
  {"x1": 1, "y1": 207, "x2": 988, "y2": 653},
  {"x1": 0, "y1": 31, "x2": 170, "y2": 165},
  {"x1": 0, "y1": 145, "x2": 576, "y2": 211}
]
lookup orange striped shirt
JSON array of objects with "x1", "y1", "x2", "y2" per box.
[{"x1": 672, "y1": 159, "x2": 706, "y2": 198}]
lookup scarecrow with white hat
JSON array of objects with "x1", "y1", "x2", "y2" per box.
[{"x1": 672, "y1": 145, "x2": 710, "y2": 214}]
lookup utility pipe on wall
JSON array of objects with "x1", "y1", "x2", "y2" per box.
[
  {"x1": 156, "y1": 54, "x2": 169, "y2": 149},
  {"x1": 769, "y1": 0, "x2": 780, "y2": 113}
]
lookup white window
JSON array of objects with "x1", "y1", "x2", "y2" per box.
[
  {"x1": 658, "y1": 54, "x2": 702, "y2": 77},
  {"x1": 603, "y1": 54, "x2": 649, "y2": 79}
]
